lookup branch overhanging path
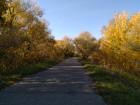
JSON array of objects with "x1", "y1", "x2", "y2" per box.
[{"x1": 0, "y1": 58, "x2": 106, "y2": 105}]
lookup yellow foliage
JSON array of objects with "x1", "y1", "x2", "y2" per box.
[
  {"x1": 0, "y1": 0, "x2": 64, "y2": 71},
  {"x1": 99, "y1": 12, "x2": 140, "y2": 73}
]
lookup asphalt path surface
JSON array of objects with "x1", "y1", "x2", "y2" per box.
[{"x1": 0, "y1": 58, "x2": 106, "y2": 105}]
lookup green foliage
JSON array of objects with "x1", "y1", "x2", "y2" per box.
[
  {"x1": 83, "y1": 60, "x2": 140, "y2": 105},
  {"x1": 0, "y1": 59, "x2": 58, "y2": 90}
]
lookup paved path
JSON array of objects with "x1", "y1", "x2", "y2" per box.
[{"x1": 0, "y1": 58, "x2": 106, "y2": 105}]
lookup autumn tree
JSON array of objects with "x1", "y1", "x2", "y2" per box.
[
  {"x1": 0, "y1": 0, "x2": 56, "y2": 71},
  {"x1": 55, "y1": 36, "x2": 75, "y2": 58},
  {"x1": 74, "y1": 32, "x2": 97, "y2": 59},
  {"x1": 99, "y1": 12, "x2": 140, "y2": 72}
]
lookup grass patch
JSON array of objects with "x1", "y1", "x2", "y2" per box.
[
  {"x1": 0, "y1": 60, "x2": 58, "y2": 91},
  {"x1": 82, "y1": 60, "x2": 140, "y2": 105}
]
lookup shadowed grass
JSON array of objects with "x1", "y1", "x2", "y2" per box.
[
  {"x1": 82, "y1": 60, "x2": 140, "y2": 105},
  {"x1": 0, "y1": 60, "x2": 58, "y2": 90}
]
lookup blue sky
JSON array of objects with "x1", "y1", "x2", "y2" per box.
[{"x1": 38, "y1": 0, "x2": 140, "y2": 39}]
